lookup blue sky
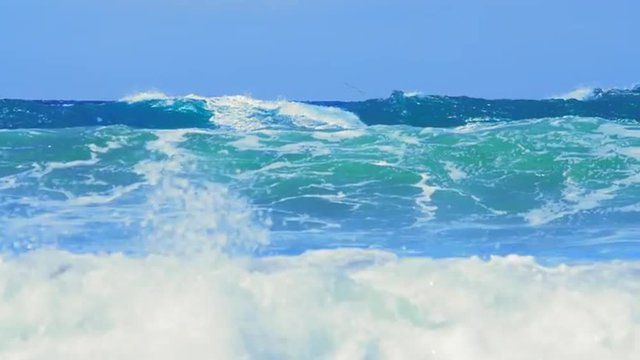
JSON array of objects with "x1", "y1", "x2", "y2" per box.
[{"x1": 0, "y1": 0, "x2": 638, "y2": 100}]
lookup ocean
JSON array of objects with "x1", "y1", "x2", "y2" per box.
[{"x1": 1, "y1": 88, "x2": 639, "y2": 359}]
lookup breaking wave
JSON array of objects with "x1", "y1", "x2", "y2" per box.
[{"x1": 2, "y1": 88, "x2": 640, "y2": 359}]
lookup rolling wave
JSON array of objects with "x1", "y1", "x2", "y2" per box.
[
  {"x1": 2, "y1": 88, "x2": 640, "y2": 359},
  {"x1": 1, "y1": 116, "x2": 639, "y2": 260},
  {"x1": 313, "y1": 87, "x2": 640, "y2": 127},
  {"x1": 1, "y1": 86, "x2": 639, "y2": 130}
]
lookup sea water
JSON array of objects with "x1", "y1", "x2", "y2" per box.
[{"x1": 1, "y1": 89, "x2": 639, "y2": 359}]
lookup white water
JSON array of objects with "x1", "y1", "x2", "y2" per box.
[
  {"x1": 553, "y1": 87, "x2": 595, "y2": 101},
  {"x1": 120, "y1": 92, "x2": 364, "y2": 131},
  {"x1": 2, "y1": 162, "x2": 637, "y2": 359},
  {"x1": 3, "y1": 111, "x2": 640, "y2": 359},
  {"x1": 2, "y1": 164, "x2": 639, "y2": 359},
  {"x1": 1, "y1": 250, "x2": 639, "y2": 360}
]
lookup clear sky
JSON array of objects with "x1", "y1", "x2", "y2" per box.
[{"x1": 1, "y1": 0, "x2": 638, "y2": 101}]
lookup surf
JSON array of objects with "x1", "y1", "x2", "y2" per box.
[
  {"x1": 2, "y1": 88, "x2": 640, "y2": 359},
  {"x1": 2, "y1": 86, "x2": 639, "y2": 130}
]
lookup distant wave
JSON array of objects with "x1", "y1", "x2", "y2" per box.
[
  {"x1": 311, "y1": 86, "x2": 640, "y2": 127},
  {"x1": 1, "y1": 86, "x2": 639, "y2": 130},
  {"x1": 552, "y1": 87, "x2": 596, "y2": 100},
  {"x1": 0, "y1": 95, "x2": 362, "y2": 130}
]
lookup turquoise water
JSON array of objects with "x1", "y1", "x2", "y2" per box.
[
  {"x1": 2, "y1": 91, "x2": 639, "y2": 261},
  {"x1": 1, "y1": 90, "x2": 640, "y2": 359}
]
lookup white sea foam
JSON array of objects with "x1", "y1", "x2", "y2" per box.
[
  {"x1": 524, "y1": 120, "x2": 640, "y2": 225},
  {"x1": 414, "y1": 173, "x2": 438, "y2": 222},
  {"x1": 553, "y1": 87, "x2": 595, "y2": 100},
  {"x1": 133, "y1": 129, "x2": 194, "y2": 185},
  {"x1": 122, "y1": 92, "x2": 363, "y2": 131},
  {"x1": 37, "y1": 157, "x2": 100, "y2": 176},
  {"x1": 276, "y1": 141, "x2": 330, "y2": 156},
  {"x1": 387, "y1": 129, "x2": 421, "y2": 145},
  {"x1": 33, "y1": 138, "x2": 127, "y2": 178},
  {"x1": 0, "y1": 176, "x2": 17, "y2": 191},
  {"x1": 312, "y1": 129, "x2": 365, "y2": 142},
  {"x1": 597, "y1": 123, "x2": 640, "y2": 139},
  {"x1": 120, "y1": 91, "x2": 172, "y2": 102},
  {"x1": 88, "y1": 140, "x2": 123, "y2": 154},
  {"x1": 0, "y1": 250, "x2": 639, "y2": 360},
  {"x1": 443, "y1": 161, "x2": 467, "y2": 181},
  {"x1": 621, "y1": 147, "x2": 640, "y2": 159},
  {"x1": 229, "y1": 135, "x2": 263, "y2": 150},
  {"x1": 402, "y1": 90, "x2": 423, "y2": 97},
  {"x1": 525, "y1": 173, "x2": 640, "y2": 226},
  {"x1": 277, "y1": 101, "x2": 363, "y2": 130},
  {"x1": 200, "y1": 95, "x2": 363, "y2": 131}
]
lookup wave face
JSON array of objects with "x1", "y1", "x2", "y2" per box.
[{"x1": 1, "y1": 90, "x2": 640, "y2": 358}]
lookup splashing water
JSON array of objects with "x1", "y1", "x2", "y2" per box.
[{"x1": 1, "y1": 90, "x2": 640, "y2": 359}]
